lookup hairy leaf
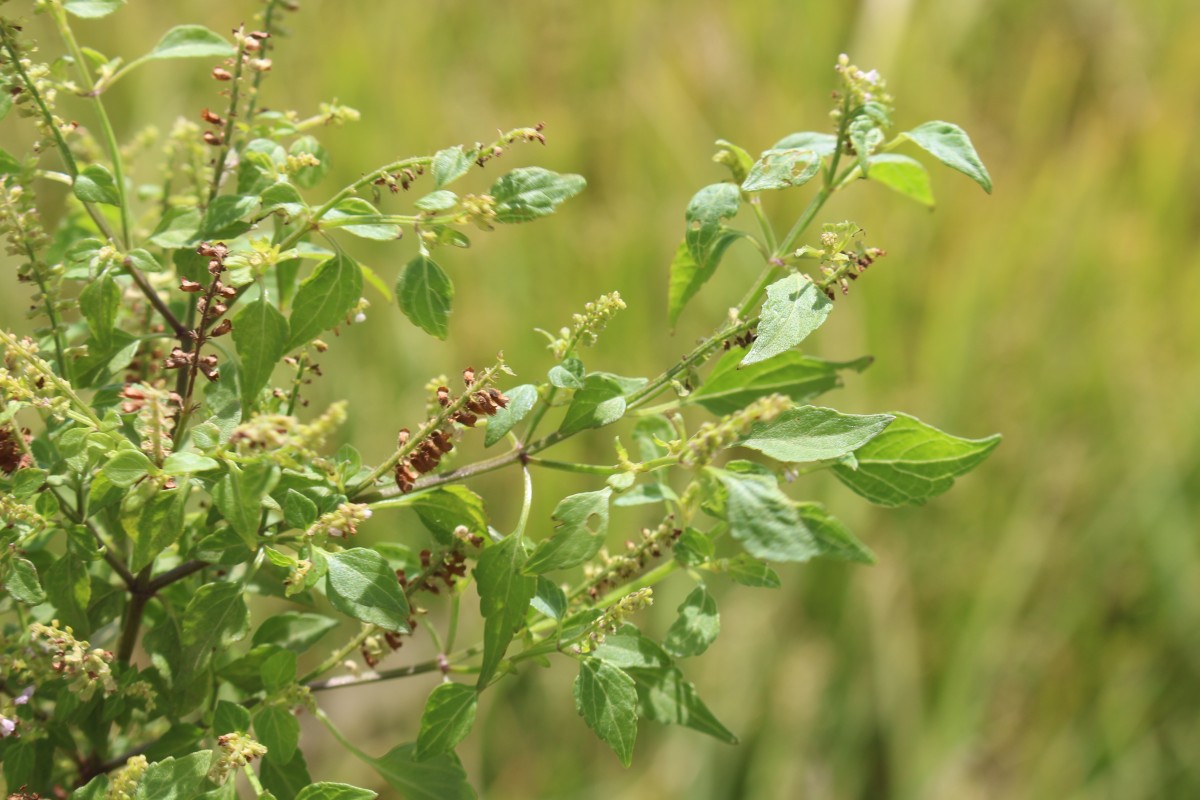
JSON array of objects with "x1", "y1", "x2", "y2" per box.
[
  {"x1": 742, "y1": 273, "x2": 833, "y2": 366},
  {"x1": 294, "y1": 784, "x2": 377, "y2": 800},
  {"x1": 558, "y1": 375, "x2": 626, "y2": 436},
  {"x1": 233, "y1": 298, "x2": 289, "y2": 409},
  {"x1": 796, "y1": 502, "x2": 875, "y2": 564},
  {"x1": 255, "y1": 706, "x2": 301, "y2": 764},
  {"x1": 771, "y1": 131, "x2": 839, "y2": 155},
  {"x1": 866, "y1": 154, "x2": 934, "y2": 207},
  {"x1": 741, "y1": 148, "x2": 821, "y2": 192},
  {"x1": 73, "y1": 164, "x2": 120, "y2": 206},
  {"x1": 211, "y1": 460, "x2": 280, "y2": 548},
  {"x1": 432, "y1": 145, "x2": 472, "y2": 188},
  {"x1": 4, "y1": 557, "x2": 45, "y2": 605},
  {"x1": 666, "y1": 233, "x2": 745, "y2": 328},
  {"x1": 484, "y1": 384, "x2": 538, "y2": 446},
  {"x1": 716, "y1": 470, "x2": 820, "y2": 562},
  {"x1": 286, "y1": 253, "x2": 363, "y2": 350},
  {"x1": 490, "y1": 167, "x2": 586, "y2": 222},
  {"x1": 147, "y1": 25, "x2": 236, "y2": 60},
  {"x1": 739, "y1": 405, "x2": 894, "y2": 462},
  {"x1": 63, "y1": 0, "x2": 124, "y2": 18},
  {"x1": 664, "y1": 585, "x2": 720, "y2": 658},
  {"x1": 900, "y1": 121, "x2": 992, "y2": 193},
  {"x1": 133, "y1": 751, "x2": 214, "y2": 800},
  {"x1": 367, "y1": 744, "x2": 475, "y2": 800},
  {"x1": 410, "y1": 486, "x2": 488, "y2": 546},
  {"x1": 574, "y1": 658, "x2": 639, "y2": 766},
  {"x1": 252, "y1": 612, "x2": 339, "y2": 653},
  {"x1": 396, "y1": 254, "x2": 454, "y2": 339},
  {"x1": 692, "y1": 349, "x2": 867, "y2": 415},
  {"x1": 475, "y1": 535, "x2": 535, "y2": 686}
]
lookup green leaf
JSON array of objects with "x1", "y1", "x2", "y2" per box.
[
  {"x1": 715, "y1": 470, "x2": 819, "y2": 563},
  {"x1": 475, "y1": 534, "x2": 535, "y2": 686},
  {"x1": 558, "y1": 375, "x2": 626, "y2": 436},
  {"x1": 9, "y1": 467, "x2": 45, "y2": 500},
  {"x1": 483, "y1": 384, "x2": 537, "y2": 446},
  {"x1": 741, "y1": 148, "x2": 822, "y2": 192},
  {"x1": 125, "y1": 487, "x2": 187, "y2": 572},
  {"x1": 410, "y1": 486, "x2": 488, "y2": 546},
  {"x1": 147, "y1": 25, "x2": 236, "y2": 60},
  {"x1": 831, "y1": 412, "x2": 1001, "y2": 506},
  {"x1": 73, "y1": 164, "x2": 120, "y2": 206},
  {"x1": 395, "y1": 254, "x2": 454, "y2": 339},
  {"x1": 432, "y1": 145, "x2": 472, "y2": 189},
  {"x1": 415, "y1": 190, "x2": 458, "y2": 212},
  {"x1": 294, "y1": 784, "x2": 377, "y2": 800},
  {"x1": 181, "y1": 582, "x2": 250, "y2": 671},
  {"x1": 211, "y1": 461, "x2": 280, "y2": 548},
  {"x1": 286, "y1": 253, "x2": 363, "y2": 350},
  {"x1": 148, "y1": 207, "x2": 201, "y2": 249},
  {"x1": 548, "y1": 358, "x2": 585, "y2": 389},
  {"x1": 666, "y1": 232, "x2": 745, "y2": 329},
  {"x1": 255, "y1": 706, "x2": 301, "y2": 764},
  {"x1": 161, "y1": 452, "x2": 220, "y2": 474},
  {"x1": 367, "y1": 744, "x2": 475, "y2": 800},
  {"x1": 290, "y1": 135, "x2": 329, "y2": 189},
  {"x1": 326, "y1": 197, "x2": 401, "y2": 240},
  {"x1": 630, "y1": 665, "x2": 738, "y2": 744},
  {"x1": 252, "y1": 612, "x2": 338, "y2": 653},
  {"x1": 214, "y1": 699, "x2": 252, "y2": 734},
  {"x1": 771, "y1": 131, "x2": 838, "y2": 155},
  {"x1": 415, "y1": 682, "x2": 478, "y2": 761},
  {"x1": 739, "y1": 406, "x2": 894, "y2": 463},
  {"x1": 574, "y1": 658, "x2": 638, "y2": 767},
  {"x1": 200, "y1": 194, "x2": 257, "y2": 238},
  {"x1": 261, "y1": 750, "x2": 313, "y2": 800},
  {"x1": 133, "y1": 751, "x2": 214, "y2": 800},
  {"x1": 691, "y1": 349, "x2": 868, "y2": 415},
  {"x1": 63, "y1": 0, "x2": 125, "y2": 18},
  {"x1": 741, "y1": 274, "x2": 833, "y2": 366},
  {"x1": 723, "y1": 554, "x2": 781, "y2": 587},
  {"x1": 684, "y1": 182, "x2": 741, "y2": 269},
  {"x1": 282, "y1": 490, "x2": 319, "y2": 530},
  {"x1": 866, "y1": 154, "x2": 934, "y2": 207},
  {"x1": 45, "y1": 555, "x2": 92, "y2": 635},
  {"x1": 234, "y1": 298, "x2": 289, "y2": 409},
  {"x1": 102, "y1": 448, "x2": 154, "y2": 488},
  {"x1": 490, "y1": 167, "x2": 586, "y2": 223},
  {"x1": 664, "y1": 586, "x2": 719, "y2": 658},
  {"x1": 325, "y1": 548, "x2": 411, "y2": 632},
  {"x1": 673, "y1": 527, "x2": 713, "y2": 565},
  {"x1": 79, "y1": 273, "x2": 120, "y2": 343},
  {"x1": 4, "y1": 557, "x2": 45, "y2": 605},
  {"x1": 261, "y1": 649, "x2": 297, "y2": 693},
  {"x1": 713, "y1": 139, "x2": 754, "y2": 183},
  {"x1": 0, "y1": 144, "x2": 20, "y2": 172},
  {"x1": 531, "y1": 576, "x2": 567, "y2": 619},
  {"x1": 524, "y1": 488, "x2": 612, "y2": 574},
  {"x1": 796, "y1": 502, "x2": 875, "y2": 564},
  {"x1": 900, "y1": 121, "x2": 992, "y2": 193}
]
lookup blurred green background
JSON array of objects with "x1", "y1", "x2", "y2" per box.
[{"x1": 4, "y1": 0, "x2": 1200, "y2": 797}]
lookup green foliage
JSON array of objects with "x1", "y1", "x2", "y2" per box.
[{"x1": 0, "y1": 7, "x2": 997, "y2": 798}]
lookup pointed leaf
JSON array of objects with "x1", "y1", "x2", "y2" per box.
[
  {"x1": 558, "y1": 375, "x2": 626, "y2": 436},
  {"x1": 366, "y1": 744, "x2": 475, "y2": 800},
  {"x1": 180, "y1": 583, "x2": 249, "y2": 678},
  {"x1": 133, "y1": 751, "x2": 214, "y2": 800},
  {"x1": 432, "y1": 145, "x2": 472, "y2": 189},
  {"x1": 664, "y1": 586, "x2": 719, "y2": 658},
  {"x1": 716, "y1": 470, "x2": 819, "y2": 562},
  {"x1": 475, "y1": 535, "x2": 535, "y2": 686},
  {"x1": 771, "y1": 131, "x2": 838, "y2": 155},
  {"x1": 524, "y1": 488, "x2": 612, "y2": 574},
  {"x1": 326, "y1": 197, "x2": 401, "y2": 240},
  {"x1": 831, "y1": 413, "x2": 1000, "y2": 506},
  {"x1": 325, "y1": 548, "x2": 411, "y2": 632},
  {"x1": 286, "y1": 253, "x2": 363, "y2": 350},
  {"x1": 254, "y1": 706, "x2": 301, "y2": 764},
  {"x1": 629, "y1": 665, "x2": 738, "y2": 744},
  {"x1": 866, "y1": 154, "x2": 934, "y2": 207},
  {"x1": 79, "y1": 273, "x2": 120, "y2": 344},
  {"x1": 395, "y1": 254, "x2": 454, "y2": 339},
  {"x1": 684, "y1": 183, "x2": 740, "y2": 269},
  {"x1": 415, "y1": 682, "x2": 478, "y2": 761},
  {"x1": 691, "y1": 349, "x2": 869, "y2": 415},
  {"x1": 63, "y1": 0, "x2": 125, "y2": 18},
  {"x1": 483, "y1": 384, "x2": 538, "y2": 446},
  {"x1": 211, "y1": 460, "x2": 280, "y2": 548},
  {"x1": 73, "y1": 164, "x2": 120, "y2": 206},
  {"x1": 233, "y1": 299, "x2": 288, "y2": 409},
  {"x1": 574, "y1": 658, "x2": 638, "y2": 766},
  {"x1": 741, "y1": 274, "x2": 833, "y2": 365},
  {"x1": 261, "y1": 750, "x2": 313, "y2": 800},
  {"x1": 294, "y1": 784, "x2": 377, "y2": 800},
  {"x1": 490, "y1": 167, "x2": 586, "y2": 223},
  {"x1": 739, "y1": 406, "x2": 894, "y2": 463},
  {"x1": 410, "y1": 486, "x2": 488, "y2": 546},
  {"x1": 252, "y1": 612, "x2": 338, "y2": 653},
  {"x1": 900, "y1": 121, "x2": 992, "y2": 193},
  {"x1": 741, "y1": 148, "x2": 821, "y2": 192},
  {"x1": 148, "y1": 25, "x2": 236, "y2": 60},
  {"x1": 4, "y1": 557, "x2": 45, "y2": 605},
  {"x1": 666, "y1": 232, "x2": 745, "y2": 328},
  {"x1": 796, "y1": 502, "x2": 875, "y2": 564}
]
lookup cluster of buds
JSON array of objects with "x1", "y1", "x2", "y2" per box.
[
  {"x1": 106, "y1": 754, "x2": 149, "y2": 800},
  {"x1": 397, "y1": 548, "x2": 469, "y2": 596},
  {"x1": 831, "y1": 53, "x2": 893, "y2": 120},
  {"x1": 394, "y1": 368, "x2": 510, "y2": 493},
  {"x1": 547, "y1": 292, "x2": 626, "y2": 359},
  {"x1": 0, "y1": 424, "x2": 32, "y2": 474},
  {"x1": 681, "y1": 394, "x2": 791, "y2": 467},
  {"x1": 318, "y1": 100, "x2": 361, "y2": 127},
  {"x1": 283, "y1": 558, "x2": 313, "y2": 597},
  {"x1": 373, "y1": 164, "x2": 424, "y2": 194},
  {"x1": 458, "y1": 193, "x2": 497, "y2": 230},
  {"x1": 574, "y1": 588, "x2": 654, "y2": 654},
  {"x1": 119, "y1": 384, "x2": 182, "y2": 460},
  {"x1": 722, "y1": 329, "x2": 756, "y2": 352},
  {"x1": 207, "y1": 732, "x2": 268, "y2": 784},
  {"x1": 1, "y1": 179, "x2": 50, "y2": 266},
  {"x1": 230, "y1": 402, "x2": 347, "y2": 466},
  {"x1": 0, "y1": 332, "x2": 70, "y2": 417},
  {"x1": 305, "y1": 502, "x2": 372, "y2": 539},
  {"x1": 0, "y1": 22, "x2": 68, "y2": 148},
  {"x1": 582, "y1": 519, "x2": 681, "y2": 601},
  {"x1": 474, "y1": 123, "x2": 547, "y2": 169},
  {"x1": 360, "y1": 625, "x2": 416, "y2": 668},
  {"x1": 802, "y1": 222, "x2": 887, "y2": 300},
  {"x1": 28, "y1": 621, "x2": 117, "y2": 702},
  {"x1": 165, "y1": 242, "x2": 235, "y2": 380},
  {"x1": 1, "y1": 493, "x2": 44, "y2": 532}
]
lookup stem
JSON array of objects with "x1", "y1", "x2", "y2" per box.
[
  {"x1": 523, "y1": 455, "x2": 619, "y2": 476},
  {"x1": 205, "y1": 33, "x2": 248, "y2": 207},
  {"x1": 116, "y1": 567, "x2": 152, "y2": 664},
  {"x1": 123, "y1": 256, "x2": 188, "y2": 337},
  {"x1": 513, "y1": 465, "x2": 533, "y2": 538},
  {"x1": 49, "y1": 1, "x2": 131, "y2": 247},
  {"x1": 145, "y1": 559, "x2": 209, "y2": 594},
  {"x1": 308, "y1": 645, "x2": 483, "y2": 693}
]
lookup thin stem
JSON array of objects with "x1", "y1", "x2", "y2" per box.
[
  {"x1": 49, "y1": 1, "x2": 131, "y2": 247},
  {"x1": 0, "y1": 25, "x2": 78, "y2": 177},
  {"x1": 145, "y1": 559, "x2": 209, "y2": 594},
  {"x1": 206, "y1": 32, "x2": 248, "y2": 207},
  {"x1": 242, "y1": 0, "x2": 283, "y2": 124},
  {"x1": 513, "y1": 465, "x2": 533, "y2": 538},
  {"x1": 122, "y1": 255, "x2": 188, "y2": 337},
  {"x1": 523, "y1": 456, "x2": 619, "y2": 476},
  {"x1": 308, "y1": 645, "x2": 482, "y2": 693},
  {"x1": 748, "y1": 194, "x2": 778, "y2": 254},
  {"x1": 444, "y1": 594, "x2": 461, "y2": 654},
  {"x1": 115, "y1": 567, "x2": 151, "y2": 664}
]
